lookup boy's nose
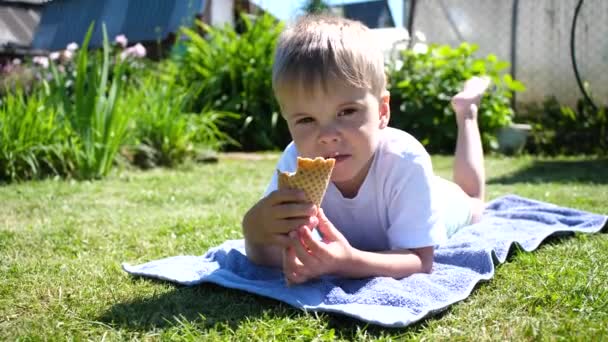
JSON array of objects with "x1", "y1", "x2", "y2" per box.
[{"x1": 318, "y1": 125, "x2": 341, "y2": 144}]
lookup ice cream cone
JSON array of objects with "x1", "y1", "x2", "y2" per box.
[{"x1": 278, "y1": 157, "x2": 335, "y2": 206}]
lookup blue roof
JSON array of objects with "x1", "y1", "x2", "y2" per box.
[
  {"x1": 340, "y1": 0, "x2": 395, "y2": 28},
  {"x1": 31, "y1": 0, "x2": 205, "y2": 51}
]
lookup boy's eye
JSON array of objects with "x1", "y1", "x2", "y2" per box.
[
  {"x1": 338, "y1": 108, "x2": 358, "y2": 117},
  {"x1": 295, "y1": 117, "x2": 315, "y2": 125}
]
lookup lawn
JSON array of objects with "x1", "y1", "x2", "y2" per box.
[{"x1": 1, "y1": 154, "x2": 607, "y2": 340}]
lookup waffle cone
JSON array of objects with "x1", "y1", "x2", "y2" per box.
[{"x1": 278, "y1": 157, "x2": 335, "y2": 206}]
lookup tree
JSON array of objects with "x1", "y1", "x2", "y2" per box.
[{"x1": 302, "y1": 0, "x2": 330, "y2": 15}]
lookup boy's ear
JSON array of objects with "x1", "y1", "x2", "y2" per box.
[{"x1": 379, "y1": 91, "x2": 390, "y2": 129}]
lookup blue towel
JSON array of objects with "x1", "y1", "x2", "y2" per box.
[{"x1": 122, "y1": 195, "x2": 607, "y2": 327}]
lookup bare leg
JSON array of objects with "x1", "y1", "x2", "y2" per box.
[{"x1": 450, "y1": 77, "x2": 489, "y2": 216}]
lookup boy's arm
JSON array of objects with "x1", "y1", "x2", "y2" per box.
[
  {"x1": 244, "y1": 242, "x2": 284, "y2": 268},
  {"x1": 244, "y1": 142, "x2": 304, "y2": 267},
  {"x1": 336, "y1": 246, "x2": 434, "y2": 279},
  {"x1": 283, "y1": 210, "x2": 434, "y2": 284},
  {"x1": 333, "y1": 156, "x2": 438, "y2": 279},
  {"x1": 242, "y1": 189, "x2": 317, "y2": 268},
  {"x1": 242, "y1": 207, "x2": 283, "y2": 267}
]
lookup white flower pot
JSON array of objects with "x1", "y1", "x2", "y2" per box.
[{"x1": 497, "y1": 123, "x2": 532, "y2": 155}]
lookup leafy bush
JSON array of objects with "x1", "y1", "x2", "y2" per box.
[
  {"x1": 1, "y1": 23, "x2": 240, "y2": 182},
  {"x1": 1, "y1": 58, "x2": 35, "y2": 97},
  {"x1": 388, "y1": 43, "x2": 525, "y2": 153},
  {"x1": 0, "y1": 88, "x2": 74, "y2": 182},
  {"x1": 522, "y1": 97, "x2": 607, "y2": 155},
  {"x1": 123, "y1": 67, "x2": 236, "y2": 168},
  {"x1": 45, "y1": 24, "x2": 132, "y2": 179},
  {"x1": 0, "y1": 24, "x2": 138, "y2": 182},
  {"x1": 178, "y1": 13, "x2": 288, "y2": 151}
]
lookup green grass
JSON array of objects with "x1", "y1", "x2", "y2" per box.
[{"x1": 1, "y1": 155, "x2": 607, "y2": 340}]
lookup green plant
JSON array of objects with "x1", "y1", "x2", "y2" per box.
[
  {"x1": 125, "y1": 68, "x2": 236, "y2": 168},
  {"x1": 523, "y1": 97, "x2": 607, "y2": 155},
  {"x1": 178, "y1": 13, "x2": 288, "y2": 151},
  {"x1": 302, "y1": 0, "x2": 330, "y2": 14},
  {"x1": 0, "y1": 58, "x2": 35, "y2": 98},
  {"x1": 0, "y1": 88, "x2": 74, "y2": 182},
  {"x1": 47, "y1": 23, "x2": 131, "y2": 179},
  {"x1": 388, "y1": 43, "x2": 525, "y2": 153}
]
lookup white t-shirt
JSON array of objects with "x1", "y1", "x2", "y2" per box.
[{"x1": 263, "y1": 127, "x2": 446, "y2": 252}]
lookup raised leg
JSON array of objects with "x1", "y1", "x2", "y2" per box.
[{"x1": 450, "y1": 77, "x2": 490, "y2": 221}]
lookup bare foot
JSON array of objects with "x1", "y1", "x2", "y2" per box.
[{"x1": 451, "y1": 76, "x2": 491, "y2": 124}]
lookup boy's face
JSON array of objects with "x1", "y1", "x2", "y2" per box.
[{"x1": 278, "y1": 80, "x2": 390, "y2": 196}]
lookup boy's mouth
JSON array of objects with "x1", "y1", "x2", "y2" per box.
[{"x1": 324, "y1": 153, "x2": 351, "y2": 163}]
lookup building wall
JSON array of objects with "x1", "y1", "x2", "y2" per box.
[
  {"x1": 412, "y1": 0, "x2": 607, "y2": 107},
  {"x1": 209, "y1": 0, "x2": 234, "y2": 27}
]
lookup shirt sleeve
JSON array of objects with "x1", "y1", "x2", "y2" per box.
[
  {"x1": 385, "y1": 154, "x2": 446, "y2": 249},
  {"x1": 262, "y1": 142, "x2": 298, "y2": 198}
]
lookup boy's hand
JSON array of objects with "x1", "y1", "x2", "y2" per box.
[
  {"x1": 243, "y1": 189, "x2": 318, "y2": 248},
  {"x1": 283, "y1": 208, "x2": 353, "y2": 285}
]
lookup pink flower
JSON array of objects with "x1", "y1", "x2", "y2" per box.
[
  {"x1": 114, "y1": 34, "x2": 128, "y2": 48},
  {"x1": 66, "y1": 42, "x2": 78, "y2": 52},
  {"x1": 12, "y1": 58, "x2": 21, "y2": 65},
  {"x1": 49, "y1": 51, "x2": 61, "y2": 61},
  {"x1": 131, "y1": 43, "x2": 146, "y2": 58},
  {"x1": 120, "y1": 43, "x2": 147, "y2": 60},
  {"x1": 33, "y1": 56, "x2": 49, "y2": 68},
  {"x1": 62, "y1": 50, "x2": 74, "y2": 61}
]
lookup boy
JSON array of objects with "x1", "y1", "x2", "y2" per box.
[{"x1": 242, "y1": 15, "x2": 487, "y2": 285}]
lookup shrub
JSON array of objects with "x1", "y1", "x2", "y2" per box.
[
  {"x1": 0, "y1": 88, "x2": 74, "y2": 182},
  {"x1": 522, "y1": 97, "x2": 607, "y2": 155},
  {"x1": 178, "y1": 13, "x2": 288, "y2": 151},
  {"x1": 388, "y1": 43, "x2": 525, "y2": 153},
  {"x1": 0, "y1": 58, "x2": 35, "y2": 97},
  {"x1": 123, "y1": 66, "x2": 236, "y2": 168},
  {"x1": 0, "y1": 23, "x2": 239, "y2": 182},
  {"x1": 1, "y1": 24, "x2": 138, "y2": 182},
  {"x1": 44, "y1": 23, "x2": 132, "y2": 179}
]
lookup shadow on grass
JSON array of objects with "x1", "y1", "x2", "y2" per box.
[
  {"x1": 499, "y1": 231, "x2": 576, "y2": 264},
  {"x1": 488, "y1": 158, "x2": 608, "y2": 185},
  {"x1": 321, "y1": 311, "x2": 434, "y2": 337},
  {"x1": 99, "y1": 279, "x2": 424, "y2": 338},
  {"x1": 100, "y1": 227, "x2": 608, "y2": 337},
  {"x1": 99, "y1": 281, "x2": 301, "y2": 330}
]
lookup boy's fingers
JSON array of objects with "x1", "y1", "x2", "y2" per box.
[
  {"x1": 309, "y1": 215, "x2": 319, "y2": 228},
  {"x1": 271, "y1": 216, "x2": 316, "y2": 234},
  {"x1": 274, "y1": 203, "x2": 317, "y2": 220},
  {"x1": 282, "y1": 246, "x2": 293, "y2": 272},
  {"x1": 284, "y1": 245, "x2": 303, "y2": 268},
  {"x1": 299, "y1": 226, "x2": 328, "y2": 258},
  {"x1": 290, "y1": 229, "x2": 317, "y2": 269},
  {"x1": 290, "y1": 272, "x2": 308, "y2": 285},
  {"x1": 316, "y1": 208, "x2": 338, "y2": 241},
  {"x1": 285, "y1": 269, "x2": 305, "y2": 285},
  {"x1": 317, "y1": 207, "x2": 330, "y2": 224},
  {"x1": 282, "y1": 247, "x2": 298, "y2": 286},
  {"x1": 272, "y1": 233, "x2": 291, "y2": 248},
  {"x1": 269, "y1": 189, "x2": 308, "y2": 204}
]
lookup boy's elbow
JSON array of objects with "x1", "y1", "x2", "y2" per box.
[
  {"x1": 390, "y1": 247, "x2": 434, "y2": 277},
  {"x1": 420, "y1": 260, "x2": 433, "y2": 274},
  {"x1": 414, "y1": 246, "x2": 435, "y2": 274},
  {"x1": 244, "y1": 240, "x2": 267, "y2": 266},
  {"x1": 244, "y1": 242, "x2": 283, "y2": 268}
]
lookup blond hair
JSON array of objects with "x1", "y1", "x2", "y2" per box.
[{"x1": 272, "y1": 15, "x2": 386, "y2": 100}]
